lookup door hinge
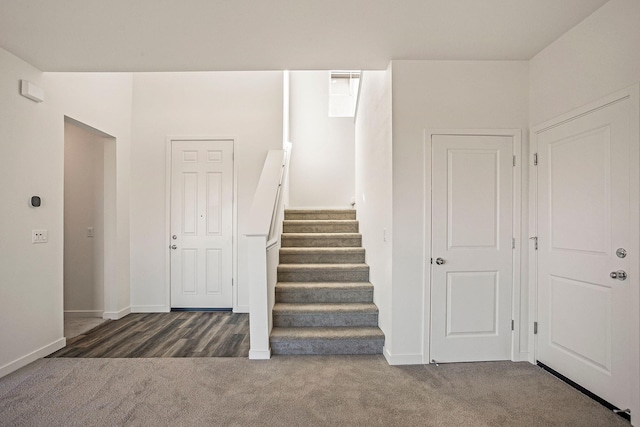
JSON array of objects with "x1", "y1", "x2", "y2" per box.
[
  {"x1": 512, "y1": 238, "x2": 515, "y2": 249},
  {"x1": 533, "y1": 153, "x2": 538, "y2": 166},
  {"x1": 430, "y1": 258, "x2": 433, "y2": 264},
  {"x1": 511, "y1": 319, "x2": 515, "y2": 331},
  {"x1": 530, "y1": 236, "x2": 538, "y2": 250},
  {"x1": 513, "y1": 155, "x2": 516, "y2": 167},
  {"x1": 534, "y1": 321, "x2": 538, "y2": 335}
]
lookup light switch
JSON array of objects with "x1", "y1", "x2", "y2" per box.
[{"x1": 87, "y1": 227, "x2": 94, "y2": 237}]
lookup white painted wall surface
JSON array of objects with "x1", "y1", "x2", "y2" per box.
[
  {"x1": 354, "y1": 69, "x2": 393, "y2": 348},
  {"x1": 529, "y1": 0, "x2": 640, "y2": 126},
  {"x1": 64, "y1": 122, "x2": 105, "y2": 315},
  {"x1": 44, "y1": 73, "x2": 134, "y2": 321},
  {"x1": 0, "y1": 48, "x2": 133, "y2": 378},
  {"x1": 289, "y1": 71, "x2": 355, "y2": 208},
  {"x1": 129, "y1": 72, "x2": 283, "y2": 313},
  {"x1": 389, "y1": 60, "x2": 529, "y2": 363}
]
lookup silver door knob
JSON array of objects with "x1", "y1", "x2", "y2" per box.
[
  {"x1": 172, "y1": 235, "x2": 178, "y2": 240},
  {"x1": 435, "y1": 257, "x2": 445, "y2": 265},
  {"x1": 171, "y1": 245, "x2": 177, "y2": 250},
  {"x1": 610, "y1": 270, "x2": 627, "y2": 281}
]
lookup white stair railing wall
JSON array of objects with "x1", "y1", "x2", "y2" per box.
[{"x1": 245, "y1": 142, "x2": 292, "y2": 359}]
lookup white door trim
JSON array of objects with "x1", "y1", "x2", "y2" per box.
[
  {"x1": 423, "y1": 128, "x2": 523, "y2": 364},
  {"x1": 165, "y1": 136, "x2": 239, "y2": 312},
  {"x1": 529, "y1": 84, "x2": 640, "y2": 420}
]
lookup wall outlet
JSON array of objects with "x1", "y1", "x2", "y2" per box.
[
  {"x1": 87, "y1": 227, "x2": 94, "y2": 237},
  {"x1": 32, "y1": 229, "x2": 48, "y2": 243}
]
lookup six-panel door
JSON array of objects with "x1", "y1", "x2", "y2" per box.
[{"x1": 170, "y1": 140, "x2": 234, "y2": 308}]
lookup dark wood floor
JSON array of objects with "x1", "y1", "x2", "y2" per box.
[{"x1": 49, "y1": 312, "x2": 249, "y2": 358}]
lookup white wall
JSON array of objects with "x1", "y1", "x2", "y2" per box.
[
  {"x1": 389, "y1": 60, "x2": 529, "y2": 363},
  {"x1": 130, "y1": 72, "x2": 283, "y2": 313},
  {"x1": 0, "y1": 48, "x2": 133, "y2": 378},
  {"x1": 530, "y1": 0, "x2": 640, "y2": 126},
  {"x1": 354, "y1": 68, "x2": 393, "y2": 347},
  {"x1": 289, "y1": 71, "x2": 355, "y2": 208},
  {"x1": 64, "y1": 122, "x2": 105, "y2": 316},
  {"x1": 44, "y1": 73, "x2": 133, "y2": 321}
]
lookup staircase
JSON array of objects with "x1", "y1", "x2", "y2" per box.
[{"x1": 270, "y1": 209, "x2": 385, "y2": 355}]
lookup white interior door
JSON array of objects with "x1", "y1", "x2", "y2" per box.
[
  {"x1": 170, "y1": 140, "x2": 233, "y2": 308},
  {"x1": 431, "y1": 134, "x2": 514, "y2": 362},
  {"x1": 535, "y1": 97, "x2": 634, "y2": 410}
]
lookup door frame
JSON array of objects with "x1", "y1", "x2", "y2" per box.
[
  {"x1": 165, "y1": 136, "x2": 238, "y2": 312},
  {"x1": 423, "y1": 129, "x2": 523, "y2": 364},
  {"x1": 63, "y1": 116, "x2": 118, "y2": 320},
  {"x1": 529, "y1": 85, "x2": 640, "y2": 419}
]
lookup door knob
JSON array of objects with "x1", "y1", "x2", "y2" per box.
[
  {"x1": 172, "y1": 235, "x2": 178, "y2": 240},
  {"x1": 171, "y1": 245, "x2": 177, "y2": 250},
  {"x1": 435, "y1": 257, "x2": 445, "y2": 265},
  {"x1": 610, "y1": 270, "x2": 627, "y2": 281}
]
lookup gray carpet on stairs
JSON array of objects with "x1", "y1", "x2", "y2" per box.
[{"x1": 0, "y1": 356, "x2": 627, "y2": 426}]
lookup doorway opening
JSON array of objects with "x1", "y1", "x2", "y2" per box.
[{"x1": 63, "y1": 117, "x2": 116, "y2": 338}]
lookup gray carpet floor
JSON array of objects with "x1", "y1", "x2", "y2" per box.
[{"x1": 0, "y1": 356, "x2": 628, "y2": 427}]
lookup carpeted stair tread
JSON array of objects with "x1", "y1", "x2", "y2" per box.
[
  {"x1": 285, "y1": 209, "x2": 356, "y2": 220},
  {"x1": 281, "y1": 233, "x2": 361, "y2": 238},
  {"x1": 277, "y1": 264, "x2": 370, "y2": 282},
  {"x1": 283, "y1": 220, "x2": 359, "y2": 233},
  {"x1": 270, "y1": 327, "x2": 384, "y2": 340},
  {"x1": 283, "y1": 220, "x2": 358, "y2": 224},
  {"x1": 278, "y1": 263, "x2": 369, "y2": 271},
  {"x1": 279, "y1": 247, "x2": 366, "y2": 264},
  {"x1": 281, "y1": 233, "x2": 362, "y2": 248},
  {"x1": 273, "y1": 302, "x2": 378, "y2": 313},
  {"x1": 279, "y1": 247, "x2": 365, "y2": 254},
  {"x1": 275, "y1": 282, "x2": 374, "y2": 303},
  {"x1": 276, "y1": 282, "x2": 373, "y2": 290}
]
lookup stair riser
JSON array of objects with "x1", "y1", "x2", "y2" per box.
[
  {"x1": 279, "y1": 252, "x2": 365, "y2": 264},
  {"x1": 285, "y1": 212, "x2": 356, "y2": 221},
  {"x1": 271, "y1": 338, "x2": 384, "y2": 355},
  {"x1": 283, "y1": 223, "x2": 359, "y2": 233},
  {"x1": 273, "y1": 312, "x2": 378, "y2": 328},
  {"x1": 276, "y1": 289, "x2": 373, "y2": 304},
  {"x1": 278, "y1": 270, "x2": 369, "y2": 282},
  {"x1": 281, "y1": 236, "x2": 362, "y2": 248}
]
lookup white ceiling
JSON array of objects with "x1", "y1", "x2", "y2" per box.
[{"x1": 0, "y1": 0, "x2": 609, "y2": 72}]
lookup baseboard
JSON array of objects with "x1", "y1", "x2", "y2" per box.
[
  {"x1": 383, "y1": 347, "x2": 423, "y2": 365},
  {"x1": 64, "y1": 310, "x2": 103, "y2": 318},
  {"x1": 131, "y1": 305, "x2": 169, "y2": 313},
  {"x1": 0, "y1": 338, "x2": 66, "y2": 379},
  {"x1": 234, "y1": 305, "x2": 249, "y2": 314},
  {"x1": 512, "y1": 351, "x2": 530, "y2": 362},
  {"x1": 103, "y1": 306, "x2": 131, "y2": 320},
  {"x1": 249, "y1": 349, "x2": 271, "y2": 360}
]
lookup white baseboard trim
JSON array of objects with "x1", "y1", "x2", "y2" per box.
[
  {"x1": 234, "y1": 305, "x2": 249, "y2": 314},
  {"x1": 131, "y1": 305, "x2": 169, "y2": 313},
  {"x1": 64, "y1": 310, "x2": 103, "y2": 318},
  {"x1": 103, "y1": 306, "x2": 131, "y2": 320},
  {"x1": 0, "y1": 338, "x2": 66, "y2": 379},
  {"x1": 383, "y1": 347, "x2": 423, "y2": 365},
  {"x1": 249, "y1": 349, "x2": 271, "y2": 360},
  {"x1": 512, "y1": 352, "x2": 530, "y2": 363}
]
